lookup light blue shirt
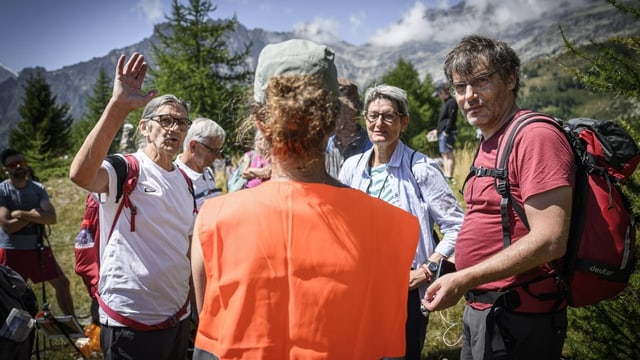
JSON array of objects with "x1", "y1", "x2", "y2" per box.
[
  {"x1": 367, "y1": 164, "x2": 399, "y2": 206},
  {"x1": 339, "y1": 141, "x2": 464, "y2": 295}
]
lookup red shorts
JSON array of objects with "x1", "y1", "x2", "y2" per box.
[{"x1": 0, "y1": 247, "x2": 64, "y2": 283}]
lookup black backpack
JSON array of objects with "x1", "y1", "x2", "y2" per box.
[{"x1": 0, "y1": 264, "x2": 38, "y2": 359}]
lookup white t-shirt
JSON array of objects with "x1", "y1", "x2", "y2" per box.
[
  {"x1": 97, "y1": 150, "x2": 195, "y2": 326},
  {"x1": 175, "y1": 155, "x2": 221, "y2": 210}
]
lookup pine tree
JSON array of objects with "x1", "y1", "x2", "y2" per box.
[
  {"x1": 9, "y1": 71, "x2": 72, "y2": 159},
  {"x1": 71, "y1": 67, "x2": 119, "y2": 153},
  {"x1": 149, "y1": 0, "x2": 251, "y2": 149},
  {"x1": 379, "y1": 58, "x2": 439, "y2": 155},
  {"x1": 561, "y1": 1, "x2": 640, "y2": 358}
]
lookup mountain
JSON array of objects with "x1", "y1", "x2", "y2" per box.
[{"x1": 0, "y1": 0, "x2": 637, "y2": 149}]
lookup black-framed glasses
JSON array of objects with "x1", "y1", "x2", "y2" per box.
[
  {"x1": 450, "y1": 69, "x2": 501, "y2": 96},
  {"x1": 364, "y1": 111, "x2": 400, "y2": 124},
  {"x1": 4, "y1": 159, "x2": 26, "y2": 170},
  {"x1": 197, "y1": 142, "x2": 222, "y2": 155},
  {"x1": 146, "y1": 114, "x2": 192, "y2": 131}
]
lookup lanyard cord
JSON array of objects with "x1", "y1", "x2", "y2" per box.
[{"x1": 377, "y1": 172, "x2": 390, "y2": 199}]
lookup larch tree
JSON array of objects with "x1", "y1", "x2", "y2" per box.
[
  {"x1": 149, "y1": 0, "x2": 252, "y2": 150},
  {"x1": 71, "y1": 67, "x2": 117, "y2": 153},
  {"x1": 379, "y1": 57, "x2": 439, "y2": 155}
]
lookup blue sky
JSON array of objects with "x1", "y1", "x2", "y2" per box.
[
  {"x1": 0, "y1": 0, "x2": 455, "y2": 72},
  {"x1": 1, "y1": 0, "x2": 587, "y2": 73}
]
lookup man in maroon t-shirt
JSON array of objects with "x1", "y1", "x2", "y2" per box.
[{"x1": 422, "y1": 35, "x2": 575, "y2": 360}]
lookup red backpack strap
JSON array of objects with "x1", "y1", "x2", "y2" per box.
[
  {"x1": 104, "y1": 154, "x2": 140, "y2": 236},
  {"x1": 176, "y1": 167, "x2": 198, "y2": 215},
  {"x1": 122, "y1": 154, "x2": 140, "y2": 231},
  {"x1": 96, "y1": 294, "x2": 189, "y2": 331}
]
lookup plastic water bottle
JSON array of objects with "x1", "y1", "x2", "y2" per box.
[{"x1": 74, "y1": 223, "x2": 95, "y2": 249}]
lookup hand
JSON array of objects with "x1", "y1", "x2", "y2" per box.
[
  {"x1": 421, "y1": 272, "x2": 465, "y2": 312},
  {"x1": 10, "y1": 209, "x2": 35, "y2": 220},
  {"x1": 10, "y1": 210, "x2": 20, "y2": 219},
  {"x1": 241, "y1": 168, "x2": 257, "y2": 180},
  {"x1": 111, "y1": 53, "x2": 157, "y2": 113},
  {"x1": 409, "y1": 268, "x2": 430, "y2": 290}
]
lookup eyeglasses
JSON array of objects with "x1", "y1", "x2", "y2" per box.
[
  {"x1": 146, "y1": 114, "x2": 192, "y2": 131},
  {"x1": 197, "y1": 142, "x2": 222, "y2": 155},
  {"x1": 364, "y1": 111, "x2": 400, "y2": 124},
  {"x1": 450, "y1": 69, "x2": 501, "y2": 96},
  {"x1": 4, "y1": 159, "x2": 26, "y2": 170}
]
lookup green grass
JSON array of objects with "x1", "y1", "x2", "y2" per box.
[{"x1": 31, "y1": 177, "x2": 94, "y2": 359}]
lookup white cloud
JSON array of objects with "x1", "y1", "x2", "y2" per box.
[
  {"x1": 369, "y1": 1, "x2": 433, "y2": 47},
  {"x1": 348, "y1": 10, "x2": 367, "y2": 37},
  {"x1": 137, "y1": 0, "x2": 164, "y2": 24},
  {"x1": 368, "y1": 0, "x2": 590, "y2": 47},
  {"x1": 293, "y1": 17, "x2": 341, "y2": 44}
]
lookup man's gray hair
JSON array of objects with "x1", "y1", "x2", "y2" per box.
[
  {"x1": 183, "y1": 118, "x2": 226, "y2": 151},
  {"x1": 363, "y1": 84, "x2": 409, "y2": 116},
  {"x1": 141, "y1": 94, "x2": 190, "y2": 120}
]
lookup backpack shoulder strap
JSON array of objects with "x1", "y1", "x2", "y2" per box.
[
  {"x1": 105, "y1": 155, "x2": 126, "y2": 202},
  {"x1": 176, "y1": 167, "x2": 198, "y2": 215},
  {"x1": 496, "y1": 112, "x2": 564, "y2": 230},
  {"x1": 408, "y1": 149, "x2": 424, "y2": 202},
  {"x1": 468, "y1": 111, "x2": 563, "y2": 248},
  {"x1": 104, "y1": 154, "x2": 140, "y2": 235},
  {"x1": 408, "y1": 149, "x2": 443, "y2": 246}
]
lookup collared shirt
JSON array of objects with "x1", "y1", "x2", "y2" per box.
[
  {"x1": 339, "y1": 141, "x2": 464, "y2": 295},
  {"x1": 325, "y1": 125, "x2": 372, "y2": 179},
  {"x1": 175, "y1": 156, "x2": 221, "y2": 210}
]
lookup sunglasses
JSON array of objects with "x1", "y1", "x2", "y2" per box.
[{"x1": 4, "y1": 159, "x2": 26, "y2": 170}]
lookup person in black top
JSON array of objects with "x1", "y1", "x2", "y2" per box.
[{"x1": 433, "y1": 82, "x2": 458, "y2": 182}]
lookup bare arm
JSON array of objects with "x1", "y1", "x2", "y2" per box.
[
  {"x1": 423, "y1": 185, "x2": 572, "y2": 311},
  {"x1": 0, "y1": 206, "x2": 25, "y2": 234},
  {"x1": 242, "y1": 165, "x2": 271, "y2": 180},
  {"x1": 191, "y1": 217, "x2": 206, "y2": 315},
  {"x1": 10, "y1": 197, "x2": 56, "y2": 225},
  {"x1": 1, "y1": 194, "x2": 57, "y2": 234},
  {"x1": 69, "y1": 53, "x2": 157, "y2": 193}
]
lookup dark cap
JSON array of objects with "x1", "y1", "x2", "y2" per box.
[
  {"x1": 432, "y1": 81, "x2": 448, "y2": 97},
  {"x1": 0, "y1": 148, "x2": 20, "y2": 165}
]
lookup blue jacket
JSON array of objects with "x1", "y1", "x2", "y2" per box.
[{"x1": 339, "y1": 141, "x2": 464, "y2": 294}]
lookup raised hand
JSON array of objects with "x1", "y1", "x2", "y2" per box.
[{"x1": 112, "y1": 53, "x2": 158, "y2": 112}]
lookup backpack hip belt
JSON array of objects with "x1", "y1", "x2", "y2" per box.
[{"x1": 96, "y1": 295, "x2": 189, "y2": 331}]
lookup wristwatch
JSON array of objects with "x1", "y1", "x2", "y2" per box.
[
  {"x1": 421, "y1": 260, "x2": 439, "y2": 282},
  {"x1": 424, "y1": 260, "x2": 439, "y2": 274}
]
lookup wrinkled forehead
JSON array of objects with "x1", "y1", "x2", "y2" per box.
[{"x1": 155, "y1": 103, "x2": 188, "y2": 116}]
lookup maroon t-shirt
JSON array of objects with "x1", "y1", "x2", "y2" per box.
[{"x1": 456, "y1": 110, "x2": 575, "y2": 311}]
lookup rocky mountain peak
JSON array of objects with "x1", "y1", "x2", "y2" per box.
[{"x1": 0, "y1": 0, "x2": 637, "y2": 149}]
